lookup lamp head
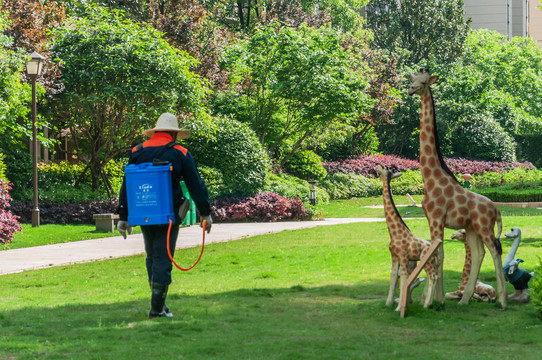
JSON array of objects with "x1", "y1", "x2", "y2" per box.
[{"x1": 26, "y1": 51, "x2": 46, "y2": 76}]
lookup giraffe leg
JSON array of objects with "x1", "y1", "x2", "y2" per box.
[
  {"x1": 396, "y1": 258, "x2": 409, "y2": 311},
  {"x1": 386, "y1": 259, "x2": 399, "y2": 307},
  {"x1": 429, "y1": 223, "x2": 445, "y2": 303},
  {"x1": 459, "y1": 230, "x2": 485, "y2": 305},
  {"x1": 422, "y1": 252, "x2": 437, "y2": 308},
  {"x1": 486, "y1": 240, "x2": 507, "y2": 309}
]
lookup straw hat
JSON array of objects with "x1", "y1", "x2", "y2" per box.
[{"x1": 142, "y1": 113, "x2": 190, "y2": 140}]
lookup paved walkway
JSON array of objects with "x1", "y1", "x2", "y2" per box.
[{"x1": 0, "y1": 218, "x2": 384, "y2": 276}]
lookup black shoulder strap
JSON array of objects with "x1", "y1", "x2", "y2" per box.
[{"x1": 134, "y1": 141, "x2": 176, "y2": 165}]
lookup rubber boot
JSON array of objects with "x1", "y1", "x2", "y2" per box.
[
  {"x1": 149, "y1": 282, "x2": 173, "y2": 319},
  {"x1": 149, "y1": 281, "x2": 173, "y2": 317}
]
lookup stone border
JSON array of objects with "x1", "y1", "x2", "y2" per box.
[{"x1": 494, "y1": 202, "x2": 542, "y2": 208}]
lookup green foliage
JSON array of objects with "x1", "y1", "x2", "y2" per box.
[
  {"x1": 0, "y1": 153, "x2": 7, "y2": 183},
  {"x1": 320, "y1": 170, "x2": 424, "y2": 200},
  {"x1": 319, "y1": 172, "x2": 380, "y2": 199},
  {"x1": 379, "y1": 30, "x2": 542, "y2": 164},
  {"x1": 264, "y1": 173, "x2": 329, "y2": 205},
  {"x1": 0, "y1": 144, "x2": 33, "y2": 200},
  {"x1": 213, "y1": 23, "x2": 371, "y2": 166},
  {"x1": 284, "y1": 150, "x2": 327, "y2": 180},
  {"x1": 532, "y1": 260, "x2": 542, "y2": 317},
  {"x1": 197, "y1": 165, "x2": 225, "y2": 199},
  {"x1": 473, "y1": 167, "x2": 542, "y2": 189},
  {"x1": 309, "y1": 123, "x2": 379, "y2": 161},
  {"x1": 210, "y1": 0, "x2": 368, "y2": 32},
  {"x1": 366, "y1": 0, "x2": 470, "y2": 65},
  {"x1": 473, "y1": 187, "x2": 542, "y2": 203},
  {"x1": 184, "y1": 115, "x2": 271, "y2": 196},
  {"x1": 450, "y1": 113, "x2": 516, "y2": 162},
  {"x1": 0, "y1": 10, "x2": 31, "y2": 134},
  {"x1": 50, "y1": 5, "x2": 207, "y2": 190}
]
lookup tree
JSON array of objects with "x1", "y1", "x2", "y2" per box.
[
  {"x1": 49, "y1": 5, "x2": 207, "y2": 192},
  {"x1": 0, "y1": 0, "x2": 66, "y2": 99},
  {"x1": 365, "y1": 0, "x2": 470, "y2": 65},
  {"x1": 0, "y1": 9, "x2": 31, "y2": 135},
  {"x1": 209, "y1": 0, "x2": 367, "y2": 32},
  {"x1": 212, "y1": 23, "x2": 372, "y2": 167},
  {"x1": 378, "y1": 30, "x2": 542, "y2": 163}
]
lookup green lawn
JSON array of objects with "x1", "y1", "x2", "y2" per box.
[{"x1": 1, "y1": 216, "x2": 541, "y2": 359}]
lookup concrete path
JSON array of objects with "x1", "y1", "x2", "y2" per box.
[{"x1": 0, "y1": 218, "x2": 384, "y2": 276}]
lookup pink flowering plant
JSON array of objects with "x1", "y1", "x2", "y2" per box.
[{"x1": 0, "y1": 180, "x2": 22, "y2": 244}]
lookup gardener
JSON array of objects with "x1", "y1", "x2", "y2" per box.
[{"x1": 116, "y1": 112, "x2": 212, "y2": 319}]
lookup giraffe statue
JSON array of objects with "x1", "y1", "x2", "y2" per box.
[
  {"x1": 408, "y1": 69, "x2": 507, "y2": 308},
  {"x1": 377, "y1": 165, "x2": 438, "y2": 310},
  {"x1": 445, "y1": 229, "x2": 496, "y2": 302}
]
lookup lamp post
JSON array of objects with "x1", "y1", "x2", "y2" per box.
[
  {"x1": 26, "y1": 51, "x2": 45, "y2": 227},
  {"x1": 308, "y1": 180, "x2": 317, "y2": 206}
]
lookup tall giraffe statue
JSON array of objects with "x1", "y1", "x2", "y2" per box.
[
  {"x1": 378, "y1": 166, "x2": 438, "y2": 310},
  {"x1": 408, "y1": 69, "x2": 507, "y2": 308}
]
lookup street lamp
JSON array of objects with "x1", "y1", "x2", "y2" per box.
[{"x1": 26, "y1": 51, "x2": 46, "y2": 227}]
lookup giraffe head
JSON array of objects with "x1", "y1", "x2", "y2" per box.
[
  {"x1": 408, "y1": 68, "x2": 438, "y2": 96},
  {"x1": 451, "y1": 229, "x2": 466, "y2": 243},
  {"x1": 376, "y1": 165, "x2": 401, "y2": 182}
]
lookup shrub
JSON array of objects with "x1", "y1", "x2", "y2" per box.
[
  {"x1": 184, "y1": 115, "x2": 271, "y2": 196},
  {"x1": 443, "y1": 158, "x2": 534, "y2": 176},
  {"x1": 197, "y1": 165, "x2": 225, "y2": 199},
  {"x1": 324, "y1": 154, "x2": 533, "y2": 178},
  {"x1": 211, "y1": 193, "x2": 309, "y2": 222},
  {"x1": 319, "y1": 173, "x2": 381, "y2": 200},
  {"x1": 532, "y1": 260, "x2": 542, "y2": 317},
  {"x1": 0, "y1": 153, "x2": 7, "y2": 182},
  {"x1": 472, "y1": 187, "x2": 542, "y2": 203},
  {"x1": 265, "y1": 173, "x2": 329, "y2": 205},
  {"x1": 10, "y1": 199, "x2": 117, "y2": 225},
  {"x1": 450, "y1": 114, "x2": 516, "y2": 162},
  {"x1": 284, "y1": 150, "x2": 327, "y2": 180},
  {"x1": 0, "y1": 179, "x2": 22, "y2": 244},
  {"x1": 324, "y1": 154, "x2": 419, "y2": 177},
  {"x1": 1, "y1": 145, "x2": 33, "y2": 200}
]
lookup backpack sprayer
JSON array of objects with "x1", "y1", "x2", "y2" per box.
[{"x1": 124, "y1": 162, "x2": 205, "y2": 271}]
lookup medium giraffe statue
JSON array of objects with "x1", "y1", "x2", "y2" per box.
[
  {"x1": 445, "y1": 229, "x2": 496, "y2": 302},
  {"x1": 408, "y1": 69, "x2": 507, "y2": 308},
  {"x1": 378, "y1": 165, "x2": 438, "y2": 310}
]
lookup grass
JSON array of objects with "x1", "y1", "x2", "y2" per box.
[
  {"x1": 317, "y1": 195, "x2": 542, "y2": 218},
  {"x1": 0, "y1": 224, "x2": 142, "y2": 250},
  {"x1": 1, "y1": 216, "x2": 542, "y2": 359},
  {"x1": 3, "y1": 196, "x2": 542, "y2": 251}
]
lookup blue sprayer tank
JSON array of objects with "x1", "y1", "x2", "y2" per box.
[{"x1": 124, "y1": 162, "x2": 174, "y2": 226}]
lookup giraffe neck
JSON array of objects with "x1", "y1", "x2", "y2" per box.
[
  {"x1": 419, "y1": 89, "x2": 458, "y2": 186},
  {"x1": 382, "y1": 174, "x2": 409, "y2": 231}
]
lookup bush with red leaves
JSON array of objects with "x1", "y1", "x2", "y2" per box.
[
  {"x1": 323, "y1": 154, "x2": 419, "y2": 177},
  {"x1": 212, "y1": 193, "x2": 309, "y2": 222},
  {"x1": 0, "y1": 180, "x2": 22, "y2": 244},
  {"x1": 10, "y1": 200, "x2": 117, "y2": 225},
  {"x1": 324, "y1": 155, "x2": 534, "y2": 177}
]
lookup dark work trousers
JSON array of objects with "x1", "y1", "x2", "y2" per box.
[{"x1": 142, "y1": 223, "x2": 180, "y2": 285}]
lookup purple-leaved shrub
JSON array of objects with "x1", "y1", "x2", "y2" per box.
[
  {"x1": 212, "y1": 193, "x2": 309, "y2": 222},
  {"x1": 324, "y1": 155, "x2": 534, "y2": 177}
]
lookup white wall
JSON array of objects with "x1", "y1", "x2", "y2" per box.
[{"x1": 463, "y1": 0, "x2": 510, "y2": 37}]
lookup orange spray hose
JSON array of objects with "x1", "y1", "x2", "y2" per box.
[{"x1": 166, "y1": 218, "x2": 206, "y2": 271}]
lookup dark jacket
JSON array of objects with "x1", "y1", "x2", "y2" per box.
[{"x1": 117, "y1": 132, "x2": 211, "y2": 222}]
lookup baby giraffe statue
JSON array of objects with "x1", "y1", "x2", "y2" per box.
[
  {"x1": 377, "y1": 165, "x2": 438, "y2": 310},
  {"x1": 445, "y1": 229, "x2": 496, "y2": 302}
]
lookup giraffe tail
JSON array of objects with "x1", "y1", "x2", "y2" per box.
[{"x1": 494, "y1": 208, "x2": 503, "y2": 256}]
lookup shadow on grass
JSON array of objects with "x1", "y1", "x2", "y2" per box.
[{"x1": 2, "y1": 274, "x2": 539, "y2": 360}]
